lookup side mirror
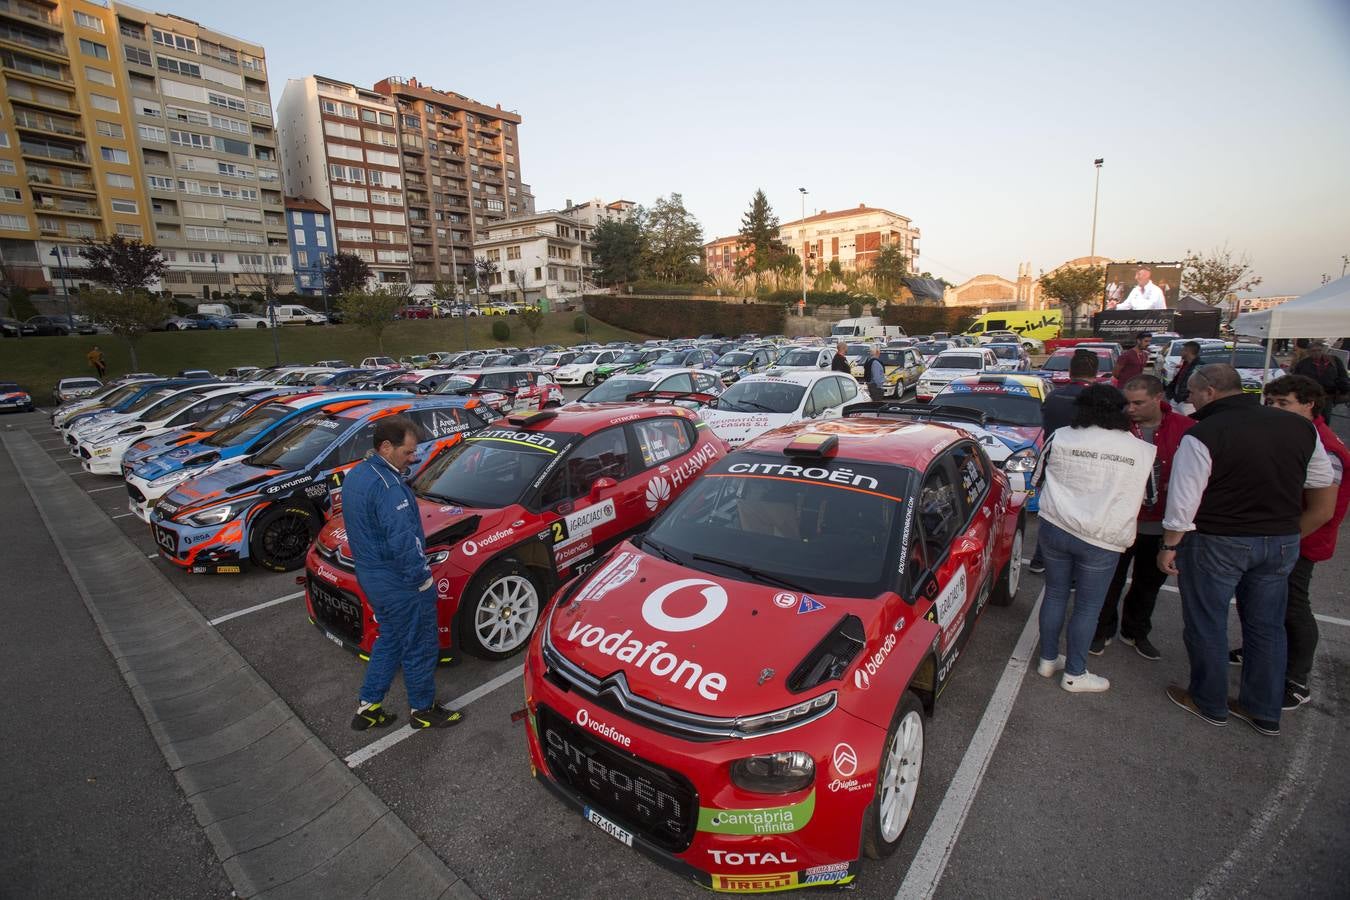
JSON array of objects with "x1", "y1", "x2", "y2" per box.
[
  {"x1": 818, "y1": 359, "x2": 828, "y2": 369},
  {"x1": 589, "y1": 476, "x2": 617, "y2": 501}
]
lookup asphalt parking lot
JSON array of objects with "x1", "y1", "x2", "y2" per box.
[{"x1": 3, "y1": 396, "x2": 1349, "y2": 899}]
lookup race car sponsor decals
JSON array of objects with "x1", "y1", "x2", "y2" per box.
[
  {"x1": 717, "y1": 455, "x2": 908, "y2": 501},
  {"x1": 468, "y1": 428, "x2": 562, "y2": 452},
  {"x1": 574, "y1": 707, "x2": 631, "y2": 748},
  {"x1": 707, "y1": 850, "x2": 799, "y2": 866},
  {"x1": 644, "y1": 475, "x2": 671, "y2": 512},
  {"x1": 643, "y1": 579, "x2": 728, "y2": 632},
  {"x1": 938, "y1": 645, "x2": 962, "y2": 683},
  {"x1": 897, "y1": 494, "x2": 916, "y2": 576},
  {"x1": 437, "y1": 578, "x2": 451, "y2": 598},
  {"x1": 427, "y1": 409, "x2": 473, "y2": 438},
  {"x1": 314, "y1": 563, "x2": 340, "y2": 584},
  {"x1": 772, "y1": 591, "x2": 797, "y2": 609},
  {"x1": 564, "y1": 499, "x2": 615, "y2": 538},
  {"x1": 574, "y1": 551, "x2": 640, "y2": 603},
  {"x1": 475, "y1": 527, "x2": 516, "y2": 552},
  {"x1": 934, "y1": 564, "x2": 968, "y2": 629},
  {"x1": 712, "y1": 873, "x2": 798, "y2": 892},
  {"x1": 698, "y1": 790, "x2": 815, "y2": 835},
  {"x1": 462, "y1": 540, "x2": 479, "y2": 557},
  {"x1": 853, "y1": 632, "x2": 896, "y2": 691},
  {"x1": 263, "y1": 473, "x2": 315, "y2": 496},
  {"x1": 312, "y1": 418, "x2": 341, "y2": 429},
  {"x1": 832, "y1": 742, "x2": 858, "y2": 777},
  {"x1": 554, "y1": 533, "x2": 594, "y2": 568},
  {"x1": 827, "y1": 777, "x2": 873, "y2": 794},
  {"x1": 796, "y1": 595, "x2": 825, "y2": 615},
  {"x1": 802, "y1": 862, "x2": 852, "y2": 885},
  {"x1": 564, "y1": 619, "x2": 728, "y2": 700}
]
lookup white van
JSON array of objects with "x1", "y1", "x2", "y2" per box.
[
  {"x1": 196, "y1": 302, "x2": 232, "y2": 317},
  {"x1": 830, "y1": 316, "x2": 905, "y2": 341},
  {"x1": 272, "y1": 304, "x2": 328, "y2": 326}
]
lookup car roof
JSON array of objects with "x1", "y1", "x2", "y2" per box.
[
  {"x1": 738, "y1": 369, "x2": 840, "y2": 386},
  {"x1": 1049, "y1": 346, "x2": 1113, "y2": 357},
  {"x1": 934, "y1": 348, "x2": 988, "y2": 360},
  {"x1": 519, "y1": 402, "x2": 704, "y2": 434},
  {"x1": 742, "y1": 416, "x2": 963, "y2": 469}
]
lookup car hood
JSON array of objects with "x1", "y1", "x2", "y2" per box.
[
  {"x1": 317, "y1": 496, "x2": 507, "y2": 558},
  {"x1": 545, "y1": 545, "x2": 882, "y2": 715},
  {"x1": 132, "y1": 439, "x2": 223, "y2": 480},
  {"x1": 161, "y1": 460, "x2": 285, "y2": 511},
  {"x1": 923, "y1": 367, "x2": 980, "y2": 379},
  {"x1": 958, "y1": 422, "x2": 1042, "y2": 460},
  {"x1": 700, "y1": 408, "x2": 796, "y2": 446}
]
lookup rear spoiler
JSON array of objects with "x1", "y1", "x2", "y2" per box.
[
  {"x1": 842, "y1": 401, "x2": 988, "y2": 427},
  {"x1": 624, "y1": 390, "x2": 718, "y2": 406}
]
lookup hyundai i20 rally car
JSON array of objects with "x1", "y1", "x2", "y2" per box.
[
  {"x1": 119, "y1": 386, "x2": 301, "y2": 474},
  {"x1": 65, "y1": 381, "x2": 230, "y2": 450},
  {"x1": 0, "y1": 381, "x2": 35, "y2": 413},
  {"x1": 929, "y1": 374, "x2": 1050, "y2": 510},
  {"x1": 124, "y1": 391, "x2": 405, "y2": 522},
  {"x1": 524, "y1": 415, "x2": 1025, "y2": 893},
  {"x1": 150, "y1": 396, "x2": 489, "y2": 573},
  {"x1": 305, "y1": 405, "x2": 728, "y2": 664}
]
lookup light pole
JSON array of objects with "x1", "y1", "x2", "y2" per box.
[
  {"x1": 48, "y1": 247, "x2": 72, "y2": 332},
  {"x1": 798, "y1": 187, "x2": 808, "y2": 316},
  {"x1": 1089, "y1": 158, "x2": 1104, "y2": 262},
  {"x1": 1341, "y1": 254, "x2": 1348, "y2": 279}
]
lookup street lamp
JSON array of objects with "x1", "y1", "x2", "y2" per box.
[
  {"x1": 798, "y1": 188, "x2": 808, "y2": 315},
  {"x1": 1089, "y1": 158, "x2": 1104, "y2": 326},
  {"x1": 48, "y1": 246, "x2": 72, "y2": 332}
]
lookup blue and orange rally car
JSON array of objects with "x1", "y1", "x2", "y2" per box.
[
  {"x1": 150, "y1": 396, "x2": 492, "y2": 573},
  {"x1": 878, "y1": 374, "x2": 1051, "y2": 511}
]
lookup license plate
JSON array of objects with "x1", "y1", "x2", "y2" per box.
[
  {"x1": 584, "y1": 807, "x2": 633, "y2": 846},
  {"x1": 153, "y1": 526, "x2": 176, "y2": 552},
  {"x1": 325, "y1": 631, "x2": 343, "y2": 647}
]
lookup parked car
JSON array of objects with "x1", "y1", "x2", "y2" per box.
[
  {"x1": 986, "y1": 342, "x2": 1032, "y2": 373},
  {"x1": 1033, "y1": 347, "x2": 1116, "y2": 387},
  {"x1": 223, "y1": 366, "x2": 262, "y2": 379},
  {"x1": 876, "y1": 347, "x2": 927, "y2": 397},
  {"x1": 772, "y1": 345, "x2": 835, "y2": 371},
  {"x1": 398, "y1": 305, "x2": 433, "y2": 320},
  {"x1": 271, "y1": 304, "x2": 328, "y2": 326},
  {"x1": 534, "y1": 351, "x2": 579, "y2": 373},
  {"x1": 575, "y1": 368, "x2": 723, "y2": 405},
  {"x1": 0, "y1": 381, "x2": 34, "y2": 413},
  {"x1": 184, "y1": 313, "x2": 238, "y2": 330},
  {"x1": 433, "y1": 366, "x2": 564, "y2": 415},
  {"x1": 916, "y1": 348, "x2": 999, "y2": 401},
  {"x1": 26, "y1": 315, "x2": 74, "y2": 336},
  {"x1": 157, "y1": 316, "x2": 201, "y2": 332},
  {"x1": 314, "y1": 359, "x2": 349, "y2": 368},
  {"x1": 1, "y1": 317, "x2": 37, "y2": 338},
  {"x1": 701, "y1": 369, "x2": 862, "y2": 448},
  {"x1": 55, "y1": 377, "x2": 104, "y2": 404},
  {"x1": 360, "y1": 356, "x2": 400, "y2": 369},
  {"x1": 554, "y1": 350, "x2": 623, "y2": 387},
  {"x1": 1195, "y1": 345, "x2": 1285, "y2": 394},
  {"x1": 228, "y1": 313, "x2": 272, "y2": 329},
  {"x1": 710, "y1": 348, "x2": 776, "y2": 385}
]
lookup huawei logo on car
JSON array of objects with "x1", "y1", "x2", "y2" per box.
[
  {"x1": 644, "y1": 475, "x2": 671, "y2": 511},
  {"x1": 833, "y1": 742, "x2": 858, "y2": 777}
]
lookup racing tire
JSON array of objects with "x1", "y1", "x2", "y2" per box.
[
  {"x1": 249, "y1": 503, "x2": 319, "y2": 572},
  {"x1": 458, "y1": 558, "x2": 544, "y2": 661},
  {"x1": 862, "y1": 691, "x2": 925, "y2": 859},
  {"x1": 165, "y1": 323, "x2": 178, "y2": 331},
  {"x1": 582, "y1": 372, "x2": 595, "y2": 387},
  {"x1": 256, "y1": 322, "x2": 267, "y2": 329},
  {"x1": 989, "y1": 518, "x2": 1024, "y2": 607}
]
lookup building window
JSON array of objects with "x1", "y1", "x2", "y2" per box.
[
  {"x1": 188, "y1": 251, "x2": 206, "y2": 263},
  {"x1": 379, "y1": 112, "x2": 394, "y2": 126},
  {"x1": 534, "y1": 267, "x2": 542, "y2": 281},
  {"x1": 90, "y1": 94, "x2": 120, "y2": 113},
  {"x1": 100, "y1": 147, "x2": 130, "y2": 164},
  {"x1": 0, "y1": 214, "x2": 29, "y2": 230},
  {"x1": 161, "y1": 250, "x2": 176, "y2": 261},
  {"x1": 507, "y1": 245, "x2": 521, "y2": 260},
  {"x1": 111, "y1": 199, "x2": 139, "y2": 214},
  {"x1": 124, "y1": 45, "x2": 153, "y2": 67},
  {"x1": 157, "y1": 56, "x2": 201, "y2": 79},
  {"x1": 0, "y1": 160, "x2": 16, "y2": 176},
  {"x1": 295, "y1": 250, "x2": 308, "y2": 267},
  {"x1": 0, "y1": 187, "x2": 21, "y2": 204},
  {"x1": 147, "y1": 175, "x2": 174, "y2": 191},
  {"x1": 315, "y1": 231, "x2": 327, "y2": 247},
  {"x1": 75, "y1": 11, "x2": 105, "y2": 32},
  {"x1": 85, "y1": 67, "x2": 115, "y2": 86},
  {"x1": 238, "y1": 253, "x2": 263, "y2": 266},
  {"x1": 137, "y1": 124, "x2": 166, "y2": 142},
  {"x1": 271, "y1": 255, "x2": 287, "y2": 268},
  {"x1": 292, "y1": 230, "x2": 305, "y2": 245},
  {"x1": 116, "y1": 223, "x2": 143, "y2": 238},
  {"x1": 151, "y1": 29, "x2": 196, "y2": 52},
  {"x1": 119, "y1": 20, "x2": 145, "y2": 40},
  {"x1": 95, "y1": 120, "x2": 124, "y2": 138},
  {"x1": 106, "y1": 172, "x2": 135, "y2": 189},
  {"x1": 79, "y1": 39, "x2": 109, "y2": 60}
]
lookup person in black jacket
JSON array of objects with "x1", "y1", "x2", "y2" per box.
[
  {"x1": 831, "y1": 341, "x2": 852, "y2": 373},
  {"x1": 1166, "y1": 341, "x2": 1200, "y2": 413},
  {"x1": 1291, "y1": 342, "x2": 1350, "y2": 402}
]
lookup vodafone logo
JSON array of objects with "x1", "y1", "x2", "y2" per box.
[
  {"x1": 854, "y1": 668, "x2": 870, "y2": 690},
  {"x1": 575, "y1": 708, "x2": 589, "y2": 725},
  {"x1": 644, "y1": 475, "x2": 671, "y2": 512},
  {"x1": 574, "y1": 706, "x2": 632, "y2": 747},
  {"x1": 772, "y1": 592, "x2": 797, "y2": 609},
  {"x1": 462, "y1": 540, "x2": 479, "y2": 557},
  {"x1": 832, "y1": 742, "x2": 858, "y2": 777},
  {"x1": 642, "y1": 579, "x2": 728, "y2": 633}
]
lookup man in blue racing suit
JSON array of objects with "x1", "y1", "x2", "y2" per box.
[{"x1": 346, "y1": 415, "x2": 463, "y2": 730}]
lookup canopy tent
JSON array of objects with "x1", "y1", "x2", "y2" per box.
[{"x1": 1232, "y1": 275, "x2": 1350, "y2": 339}]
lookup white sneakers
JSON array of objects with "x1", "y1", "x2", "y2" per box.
[
  {"x1": 1061, "y1": 670, "x2": 1110, "y2": 693},
  {"x1": 1036, "y1": 654, "x2": 1065, "y2": 678}
]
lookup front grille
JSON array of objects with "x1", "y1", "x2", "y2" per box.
[
  {"x1": 536, "y1": 704, "x2": 697, "y2": 853},
  {"x1": 127, "y1": 483, "x2": 146, "y2": 504},
  {"x1": 314, "y1": 541, "x2": 356, "y2": 571},
  {"x1": 308, "y1": 576, "x2": 363, "y2": 645}
]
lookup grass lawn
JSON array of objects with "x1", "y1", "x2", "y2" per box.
[{"x1": 0, "y1": 312, "x2": 650, "y2": 404}]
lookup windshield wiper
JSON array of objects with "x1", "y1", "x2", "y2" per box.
[
  {"x1": 420, "y1": 491, "x2": 467, "y2": 506},
  {"x1": 691, "y1": 553, "x2": 803, "y2": 590},
  {"x1": 738, "y1": 400, "x2": 775, "y2": 413},
  {"x1": 639, "y1": 536, "x2": 681, "y2": 563}
]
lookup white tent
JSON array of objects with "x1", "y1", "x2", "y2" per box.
[{"x1": 1232, "y1": 275, "x2": 1350, "y2": 339}]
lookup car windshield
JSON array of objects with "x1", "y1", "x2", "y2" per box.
[
  {"x1": 778, "y1": 349, "x2": 823, "y2": 367},
  {"x1": 195, "y1": 396, "x2": 254, "y2": 430},
  {"x1": 275, "y1": 371, "x2": 311, "y2": 385},
  {"x1": 145, "y1": 390, "x2": 211, "y2": 420},
  {"x1": 123, "y1": 388, "x2": 177, "y2": 413},
  {"x1": 482, "y1": 355, "x2": 512, "y2": 367},
  {"x1": 653, "y1": 351, "x2": 690, "y2": 366},
  {"x1": 1199, "y1": 349, "x2": 1270, "y2": 368},
  {"x1": 878, "y1": 350, "x2": 909, "y2": 366},
  {"x1": 914, "y1": 343, "x2": 946, "y2": 356},
  {"x1": 573, "y1": 352, "x2": 601, "y2": 364},
  {"x1": 989, "y1": 345, "x2": 1020, "y2": 360},
  {"x1": 613, "y1": 351, "x2": 646, "y2": 364},
  {"x1": 640, "y1": 454, "x2": 909, "y2": 598},
  {"x1": 581, "y1": 376, "x2": 657, "y2": 403},
  {"x1": 538, "y1": 354, "x2": 563, "y2": 366},
  {"x1": 846, "y1": 344, "x2": 871, "y2": 358},
  {"x1": 713, "y1": 379, "x2": 805, "y2": 414},
  {"x1": 933, "y1": 354, "x2": 985, "y2": 370},
  {"x1": 931, "y1": 391, "x2": 1044, "y2": 426},
  {"x1": 435, "y1": 377, "x2": 477, "y2": 395},
  {"x1": 412, "y1": 429, "x2": 570, "y2": 509},
  {"x1": 64, "y1": 378, "x2": 101, "y2": 388},
  {"x1": 249, "y1": 414, "x2": 345, "y2": 470},
  {"x1": 96, "y1": 384, "x2": 141, "y2": 405},
  {"x1": 0, "y1": 382, "x2": 22, "y2": 391},
  {"x1": 717, "y1": 352, "x2": 752, "y2": 366},
  {"x1": 204, "y1": 404, "x2": 291, "y2": 447}
]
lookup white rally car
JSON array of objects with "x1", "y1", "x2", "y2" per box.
[
  {"x1": 916, "y1": 348, "x2": 997, "y2": 401},
  {"x1": 699, "y1": 369, "x2": 860, "y2": 448},
  {"x1": 553, "y1": 349, "x2": 622, "y2": 386},
  {"x1": 76, "y1": 384, "x2": 265, "y2": 475}
]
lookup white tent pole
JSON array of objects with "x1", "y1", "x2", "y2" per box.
[{"x1": 1262, "y1": 306, "x2": 1277, "y2": 382}]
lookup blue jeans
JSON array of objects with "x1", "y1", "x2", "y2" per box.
[
  {"x1": 1178, "y1": 533, "x2": 1299, "y2": 722},
  {"x1": 359, "y1": 580, "x2": 439, "y2": 710},
  {"x1": 1038, "y1": 520, "x2": 1122, "y2": 676}
]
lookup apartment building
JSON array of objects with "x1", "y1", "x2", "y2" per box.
[
  {"x1": 473, "y1": 209, "x2": 595, "y2": 305},
  {"x1": 283, "y1": 194, "x2": 332, "y2": 296},
  {"x1": 561, "y1": 196, "x2": 635, "y2": 227},
  {"x1": 277, "y1": 75, "x2": 409, "y2": 287},
  {"x1": 703, "y1": 234, "x2": 749, "y2": 278},
  {"x1": 372, "y1": 76, "x2": 533, "y2": 291},
  {"x1": 782, "y1": 204, "x2": 920, "y2": 274},
  {"x1": 0, "y1": 0, "x2": 153, "y2": 291}
]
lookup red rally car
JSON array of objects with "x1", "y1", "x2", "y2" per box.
[
  {"x1": 306, "y1": 405, "x2": 728, "y2": 663},
  {"x1": 523, "y1": 414, "x2": 1026, "y2": 892}
]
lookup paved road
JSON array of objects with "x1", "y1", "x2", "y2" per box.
[{"x1": 3, "y1": 396, "x2": 1348, "y2": 899}]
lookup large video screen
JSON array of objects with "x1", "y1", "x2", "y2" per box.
[{"x1": 1103, "y1": 262, "x2": 1182, "y2": 310}]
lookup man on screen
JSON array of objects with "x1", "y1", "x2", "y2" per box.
[{"x1": 1116, "y1": 266, "x2": 1167, "y2": 310}]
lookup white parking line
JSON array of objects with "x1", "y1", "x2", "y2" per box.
[
  {"x1": 208, "y1": 591, "x2": 304, "y2": 626},
  {"x1": 87, "y1": 485, "x2": 122, "y2": 493},
  {"x1": 895, "y1": 588, "x2": 1044, "y2": 900},
  {"x1": 111, "y1": 513, "x2": 134, "y2": 520},
  {"x1": 146, "y1": 553, "x2": 158, "y2": 559},
  {"x1": 345, "y1": 664, "x2": 525, "y2": 768}
]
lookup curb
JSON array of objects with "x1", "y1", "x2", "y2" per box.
[{"x1": 3, "y1": 430, "x2": 476, "y2": 899}]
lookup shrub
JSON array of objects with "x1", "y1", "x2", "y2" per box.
[
  {"x1": 491, "y1": 320, "x2": 511, "y2": 341},
  {"x1": 573, "y1": 315, "x2": 589, "y2": 334},
  {"x1": 583, "y1": 295, "x2": 784, "y2": 339},
  {"x1": 6, "y1": 286, "x2": 37, "y2": 321},
  {"x1": 627, "y1": 280, "x2": 706, "y2": 296},
  {"x1": 847, "y1": 301, "x2": 863, "y2": 318}
]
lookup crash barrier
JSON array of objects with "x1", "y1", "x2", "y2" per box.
[{"x1": 2, "y1": 430, "x2": 477, "y2": 900}]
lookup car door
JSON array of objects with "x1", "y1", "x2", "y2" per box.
[
  {"x1": 832, "y1": 375, "x2": 859, "y2": 411},
  {"x1": 805, "y1": 377, "x2": 844, "y2": 421},
  {"x1": 536, "y1": 426, "x2": 635, "y2": 573}
]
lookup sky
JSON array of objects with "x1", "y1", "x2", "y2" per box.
[{"x1": 160, "y1": 0, "x2": 1350, "y2": 296}]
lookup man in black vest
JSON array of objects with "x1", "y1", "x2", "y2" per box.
[{"x1": 1159, "y1": 364, "x2": 1336, "y2": 736}]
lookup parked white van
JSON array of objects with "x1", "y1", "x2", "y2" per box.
[
  {"x1": 271, "y1": 304, "x2": 328, "y2": 326},
  {"x1": 829, "y1": 316, "x2": 905, "y2": 341}
]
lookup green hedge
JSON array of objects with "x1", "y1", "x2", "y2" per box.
[
  {"x1": 583, "y1": 295, "x2": 785, "y2": 339},
  {"x1": 881, "y1": 305, "x2": 980, "y2": 335},
  {"x1": 626, "y1": 281, "x2": 707, "y2": 296}
]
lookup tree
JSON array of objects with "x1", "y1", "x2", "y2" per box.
[
  {"x1": 1038, "y1": 264, "x2": 1106, "y2": 333},
  {"x1": 870, "y1": 243, "x2": 910, "y2": 301},
  {"x1": 431, "y1": 279, "x2": 458, "y2": 310},
  {"x1": 0, "y1": 259, "x2": 37, "y2": 322},
  {"x1": 641, "y1": 193, "x2": 705, "y2": 283},
  {"x1": 78, "y1": 235, "x2": 167, "y2": 297},
  {"x1": 78, "y1": 289, "x2": 169, "y2": 369},
  {"x1": 1183, "y1": 245, "x2": 1263, "y2": 307},
  {"x1": 472, "y1": 257, "x2": 499, "y2": 294},
  {"x1": 519, "y1": 306, "x2": 543, "y2": 342},
  {"x1": 592, "y1": 217, "x2": 645, "y2": 285},
  {"x1": 337, "y1": 288, "x2": 404, "y2": 353},
  {"x1": 323, "y1": 252, "x2": 372, "y2": 298},
  {"x1": 735, "y1": 189, "x2": 789, "y2": 291}
]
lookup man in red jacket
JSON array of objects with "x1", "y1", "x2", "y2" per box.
[
  {"x1": 1231, "y1": 375, "x2": 1350, "y2": 709},
  {"x1": 1112, "y1": 332, "x2": 1152, "y2": 386},
  {"x1": 1092, "y1": 374, "x2": 1194, "y2": 659}
]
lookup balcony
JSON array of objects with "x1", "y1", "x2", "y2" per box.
[
  {"x1": 20, "y1": 138, "x2": 89, "y2": 166},
  {"x1": 1, "y1": 50, "x2": 71, "y2": 86},
  {"x1": 12, "y1": 108, "x2": 80, "y2": 137},
  {"x1": 34, "y1": 195, "x2": 100, "y2": 218},
  {"x1": 0, "y1": 1, "x2": 61, "y2": 31},
  {"x1": 410, "y1": 231, "x2": 431, "y2": 244},
  {"x1": 0, "y1": 22, "x2": 64, "y2": 56},
  {"x1": 402, "y1": 158, "x2": 425, "y2": 173},
  {"x1": 27, "y1": 167, "x2": 94, "y2": 193}
]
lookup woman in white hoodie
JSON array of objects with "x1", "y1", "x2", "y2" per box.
[{"x1": 1034, "y1": 383, "x2": 1156, "y2": 693}]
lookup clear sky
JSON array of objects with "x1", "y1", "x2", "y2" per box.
[{"x1": 159, "y1": 0, "x2": 1349, "y2": 295}]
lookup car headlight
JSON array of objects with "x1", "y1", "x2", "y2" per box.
[
  {"x1": 426, "y1": 549, "x2": 450, "y2": 565},
  {"x1": 730, "y1": 751, "x2": 816, "y2": 794},
  {"x1": 149, "y1": 467, "x2": 197, "y2": 488},
  {"x1": 733, "y1": 691, "x2": 836, "y2": 736},
  {"x1": 1004, "y1": 448, "x2": 1038, "y2": 473},
  {"x1": 185, "y1": 502, "x2": 246, "y2": 527}
]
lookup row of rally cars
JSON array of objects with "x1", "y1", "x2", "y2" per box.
[{"x1": 48, "y1": 368, "x2": 1041, "y2": 894}]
